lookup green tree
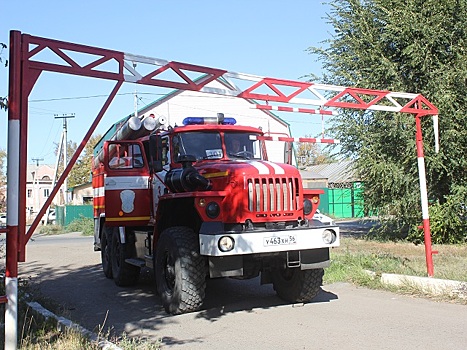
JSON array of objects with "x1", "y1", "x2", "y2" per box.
[
  {"x1": 55, "y1": 135, "x2": 102, "y2": 187},
  {"x1": 0, "y1": 43, "x2": 7, "y2": 111},
  {"x1": 296, "y1": 136, "x2": 335, "y2": 168},
  {"x1": 68, "y1": 134, "x2": 101, "y2": 187},
  {"x1": 55, "y1": 134, "x2": 101, "y2": 188},
  {"x1": 309, "y1": 0, "x2": 467, "y2": 242}
]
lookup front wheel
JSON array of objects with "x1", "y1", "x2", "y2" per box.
[
  {"x1": 271, "y1": 267, "x2": 323, "y2": 303},
  {"x1": 111, "y1": 229, "x2": 140, "y2": 286},
  {"x1": 101, "y1": 226, "x2": 113, "y2": 279},
  {"x1": 155, "y1": 227, "x2": 207, "y2": 314}
]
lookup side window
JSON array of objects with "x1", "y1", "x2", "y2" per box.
[
  {"x1": 108, "y1": 143, "x2": 144, "y2": 169},
  {"x1": 172, "y1": 134, "x2": 181, "y2": 161},
  {"x1": 161, "y1": 137, "x2": 169, "y2": 166}
]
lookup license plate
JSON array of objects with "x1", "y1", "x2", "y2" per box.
[{"x1": 263, "y1": 234, "x2": 297, "y2": 246}]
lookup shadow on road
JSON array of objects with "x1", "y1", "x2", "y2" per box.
[
  {"x1": 196, "y1": 277, "x2": 338, "y2": 322},
  {"x1": 21, "y1": 259, "x2": 338, "y2": 340}
]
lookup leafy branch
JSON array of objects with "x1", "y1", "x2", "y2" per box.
[{"x1": 0, "y1": 42, "x2": 7, "y2": 111}]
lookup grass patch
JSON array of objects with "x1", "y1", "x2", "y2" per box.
[
  {"x1": 64, "y1": 217, "x2": 94, "y2": 236},
  {"x1": 38, "y1": 217, "x2": 94, "y2": 236},
  {"x1": 324, "y1": 236, "x2": 467, "y2": 301},
  {"x1": 2, "y1": 293, "x2": 161, "y2": 349},
  {"x1": 37, "y1": 224, "x2": 62, "y2": 235},
  {"x1": 19, "y1": 327, "x2": 161, "y2": 350}
]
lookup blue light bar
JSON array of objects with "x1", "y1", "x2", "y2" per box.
[
  {"x1": 182, "y1": 117, "x2": 237, "y2": 125},
  {"x1": 223, "y1": 118, "x2": 237, "y2": 125}
]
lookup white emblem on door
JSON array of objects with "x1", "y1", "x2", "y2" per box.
[{"x1": 120, "y1": 190, "x2": 135, "y2": 213}]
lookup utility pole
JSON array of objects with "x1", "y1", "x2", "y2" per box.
[
  {"x1": 55, "y1": 114, "x2": 75, "y2": 204},
  {"x1": 31, "y1": 158, "x2": 43, "y2": 214},
  {"x1": 31, "y1": 157, "x2": 43, "y2": 166},
  {"x1": 133, "y1": 62, "x2": 138, "y2": 119}
]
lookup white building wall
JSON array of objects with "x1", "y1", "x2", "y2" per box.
[
  {"x1": 26, "y1": 164, "x2": 56, "y2": 221},
  {"x1": 137, "y1": 81, "x2": 294, "y2": 164},
  {"x1": 71, "y1": 183, "x2": 93, "y2": 205}
]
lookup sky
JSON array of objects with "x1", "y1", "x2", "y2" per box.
[{"x1": 0, "y1": 0, "x2": 333, "y2": 165}]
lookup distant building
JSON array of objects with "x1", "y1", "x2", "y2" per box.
[
  {"x1": 26, "y1": 164, "x2": 61, "y2": 220},
  {"x1": 305, "y1": 161, "x2": 364, "y2": 218},
  {"x1": 306, "y1": 160, "x2": 359, "y2": 188},
  {"x1": 69, "y1": 182, "x2": 93, "y2": 205}
]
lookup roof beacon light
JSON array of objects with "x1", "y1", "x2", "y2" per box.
[{"x1": 183, "y1": 114, "x2": 237, "y2": 126}]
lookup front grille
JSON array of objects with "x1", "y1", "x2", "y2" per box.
[{"x1": 247, "y1": 177, "x2": 300, "y2": 213}]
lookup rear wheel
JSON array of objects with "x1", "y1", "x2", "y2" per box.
[
  {"x1": 155, "y1": 226, "x2": 207, "y2": 314},
  {"x1": 272, "y1": 266, "x2": 323, "y2": 303},
  {"x1": 101, "y1": 226, "x2": 113, "y2": 279},
  {"x1": 111, "y1": 229, "x2": 140, "y2": 286}
]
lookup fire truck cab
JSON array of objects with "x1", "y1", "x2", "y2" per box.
[{"x1": 93, "y1": 113, "x2": 339, "y2": 314}]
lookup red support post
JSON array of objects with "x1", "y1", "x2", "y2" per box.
[
  {"x1": 5, "y1": 29, "x2": 22, "y2": 350},
  {"x1": 415, "y1": 116, "x2": 435, "y2": 277}
]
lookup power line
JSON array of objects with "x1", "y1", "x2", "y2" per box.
[{"x1": 29, "y1": 92, "x2": 166, "y2": 103}]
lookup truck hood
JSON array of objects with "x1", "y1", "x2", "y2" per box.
[{"x1": 196, "y1": 159, "x2": 300, "y2": 178}]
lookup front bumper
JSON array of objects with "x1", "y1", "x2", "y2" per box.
[{"x1": 199, "y1": 225, "x2": 339, "y2": 256}]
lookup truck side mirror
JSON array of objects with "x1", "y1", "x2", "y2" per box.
[{"x1": 149, "y1": 134, "x2": 163, "y2": 173}]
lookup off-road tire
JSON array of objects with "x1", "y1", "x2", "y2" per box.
[
  {"x1": 111, "y1": 229, "x2": 140, "y2": 286},
  {"x1": 101, "y1": 226, "x2": 113, "y2": 279},
  {"x1": 272, "y1": 267, "x2": 323, "y2": 303},
  {"x1": 155, "y1": 226, "x2": 207, "y2": 315}
]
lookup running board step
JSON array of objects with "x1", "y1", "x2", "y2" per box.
[{"x1": 125, "y1": 258, "x2": 146, "y2": 267}]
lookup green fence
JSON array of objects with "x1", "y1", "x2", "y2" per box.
[
  {"x1": 55, "y1": 205, "x2": 93, "y2": 226},
  {"x1": 318, "y1": 182, "x2": 364, "y2": 218}
]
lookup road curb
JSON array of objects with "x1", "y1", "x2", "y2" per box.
[
  {"x1": 27, "y1": 301, "x2": 122, "y2": 349},
  {"x1": 370, "y1": 272, "x2": 467, "y2": 299}
]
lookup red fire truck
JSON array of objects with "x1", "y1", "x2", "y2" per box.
[{"x1": 92, "y1": 113, "x2": 339, "y2": 314}]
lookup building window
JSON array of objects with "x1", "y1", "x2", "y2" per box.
[
  {"x1": 44, "y1": 189, "x2": 50, "y2": 197},
  {"x1": 27, "y1": 189, "x2": 32, "y2": 198},
  {"x1": 83, "y1": 196, "x2": 93, "y2": 204}
]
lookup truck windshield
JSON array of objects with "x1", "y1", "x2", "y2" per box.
[
  {"x1": 172, "y1": 131, "x2": 263, "y2": 161},
  {"x1": 224, "y1": 132, "x2": 262, "y2": 160},
  {"x1": 173, "y1": 132, "x2": 223, "y2": 160}
]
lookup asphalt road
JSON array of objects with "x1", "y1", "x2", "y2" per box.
[{"x1": 18, "y1": 231, "x2": 467, "y2": 350}]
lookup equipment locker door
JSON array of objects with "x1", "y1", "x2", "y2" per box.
[{"x1": 103, "y1": 141, "x2": 152, "y2": 226}]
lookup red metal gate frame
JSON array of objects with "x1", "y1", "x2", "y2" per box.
[{"x1": 4, "y1": 30, "x2": 439, "y2": 346}]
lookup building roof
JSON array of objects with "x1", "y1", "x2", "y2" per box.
[
  {"x1": 306, "y1": 160, "x2": 358, "y2": 183},
  {"x1": 299, "y1": 169, "x2": 327, "y2": 180},
  {"x1": 26, "y1": 164, "x2": 55, "y2": 182},
  {"x1": 133, "y1": 76, "x2": 291, "y2": 130}
]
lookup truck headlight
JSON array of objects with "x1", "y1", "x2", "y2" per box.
[
  {"x1": 218, "y1": 236, "x2": 235, "y2": 252},
  {"x1": 322, "y1": 229, "x2": 337, "y2": 244},
  {"x1": 303, "y1": 199, "x2": 312, "y2": 215}
]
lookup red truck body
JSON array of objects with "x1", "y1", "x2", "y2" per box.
[{"x1": 93, "y1": 114, "x2": 339, "y2": 314}]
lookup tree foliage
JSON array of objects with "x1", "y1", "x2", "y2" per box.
[
  {"x1": 309, "y1": 0, "x2": 467, "y2": 242},
  {"x1": 295, "y1": 137, "x2": 336, "y2": 168},
  {"x1": 68, "y1": 134, "x2": 102, "y2": 188},
  {"x1": 55, "y1": 134, "x2": 101, "y2": 188},
  {"x1": 0, "y1": 43, "x2": 7, "y2": 111}
]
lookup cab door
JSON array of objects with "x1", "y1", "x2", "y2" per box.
[{"x1": 103, "y1": 140, "x2": 152, "y2": 226}]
